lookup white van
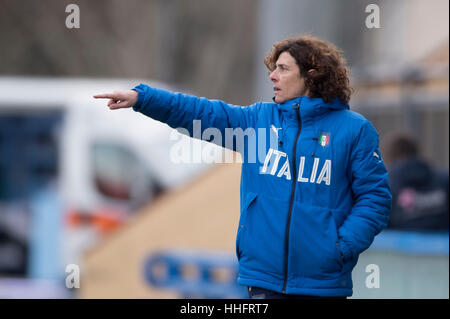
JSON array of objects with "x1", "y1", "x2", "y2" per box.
[{"x1": 0, "y1": 76, "x2": 213, "y2": 283}]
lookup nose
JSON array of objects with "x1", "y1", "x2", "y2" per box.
[{"x1": 269, "y1": 70, "x2": 278, "y2": 82}]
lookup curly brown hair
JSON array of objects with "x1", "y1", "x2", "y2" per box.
[{"x1": 264, "y1": 35, "x2": 353, "y2": 104}]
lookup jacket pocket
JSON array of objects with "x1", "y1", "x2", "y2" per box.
[
  {"x1": 236, "y1": 192, "x2": 257, "y2": 261},
  {"x1": 236, "y1": 193, "x2": 287, "y2": 277},
  {"x1": 329, "y1": 211, "x2": 344, "y2": 270},
  {"x1": 289, "y1": 204, "x2": 344, "y2": 279}
]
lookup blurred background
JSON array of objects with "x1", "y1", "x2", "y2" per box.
[{"x1": 0, "y1": 0, "x2": 448, "y2": 298}]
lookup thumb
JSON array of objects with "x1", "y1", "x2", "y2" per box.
[{"x1": 109, "y1": 100, "x2": 130, "y2": 109}]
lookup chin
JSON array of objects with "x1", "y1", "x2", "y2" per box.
[{"x1": 273, "y1": 95, "x2": 281, "y2": 103}]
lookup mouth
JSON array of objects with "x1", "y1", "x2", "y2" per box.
[{"x1": 273, "y1": 87, "x2": 281, "y2": 93}]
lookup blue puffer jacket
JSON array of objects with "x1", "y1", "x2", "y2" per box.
[{"x1": 132, "y1": 84, "x2": 392, "y2": 297}]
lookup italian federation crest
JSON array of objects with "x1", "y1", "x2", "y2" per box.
[{"x1": 319, "y1": 132, "x2": 330, "y2": 147}]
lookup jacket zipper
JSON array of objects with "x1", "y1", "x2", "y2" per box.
[{"x1": 282, "y1": 102, "x2": 302, "y2": 294}]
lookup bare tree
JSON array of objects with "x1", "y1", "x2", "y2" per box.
[{"x1": 0, "y1": 0, "x2": 257, "y2": 104}]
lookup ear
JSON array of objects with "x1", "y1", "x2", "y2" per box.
[{"x1": 308, "y1": 69, "x2": 316, "y2": 74}]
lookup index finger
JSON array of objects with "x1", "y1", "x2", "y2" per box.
[{"x1": 93, "y1": 93, "x2": 116, "y2": 99}]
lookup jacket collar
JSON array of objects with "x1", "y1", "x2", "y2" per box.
[{"x1": 276, "y1": 95, "x2": 349, "y2": 120}]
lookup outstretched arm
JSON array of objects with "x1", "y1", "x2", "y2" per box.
[
  {"x1": 94, "y1": 84, "x2": 261, "y2": 152},
  {"x1": 130, "y1": 84, "x2": 259, "y2": 132}
]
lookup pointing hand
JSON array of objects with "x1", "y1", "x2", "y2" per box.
[{"x1": 93, "y1": 90, "x2": 138, "y2": 110}]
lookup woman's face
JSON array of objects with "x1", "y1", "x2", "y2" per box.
[{"x1": 269, "y1": 51, "x2": 309, "y2": 104}]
